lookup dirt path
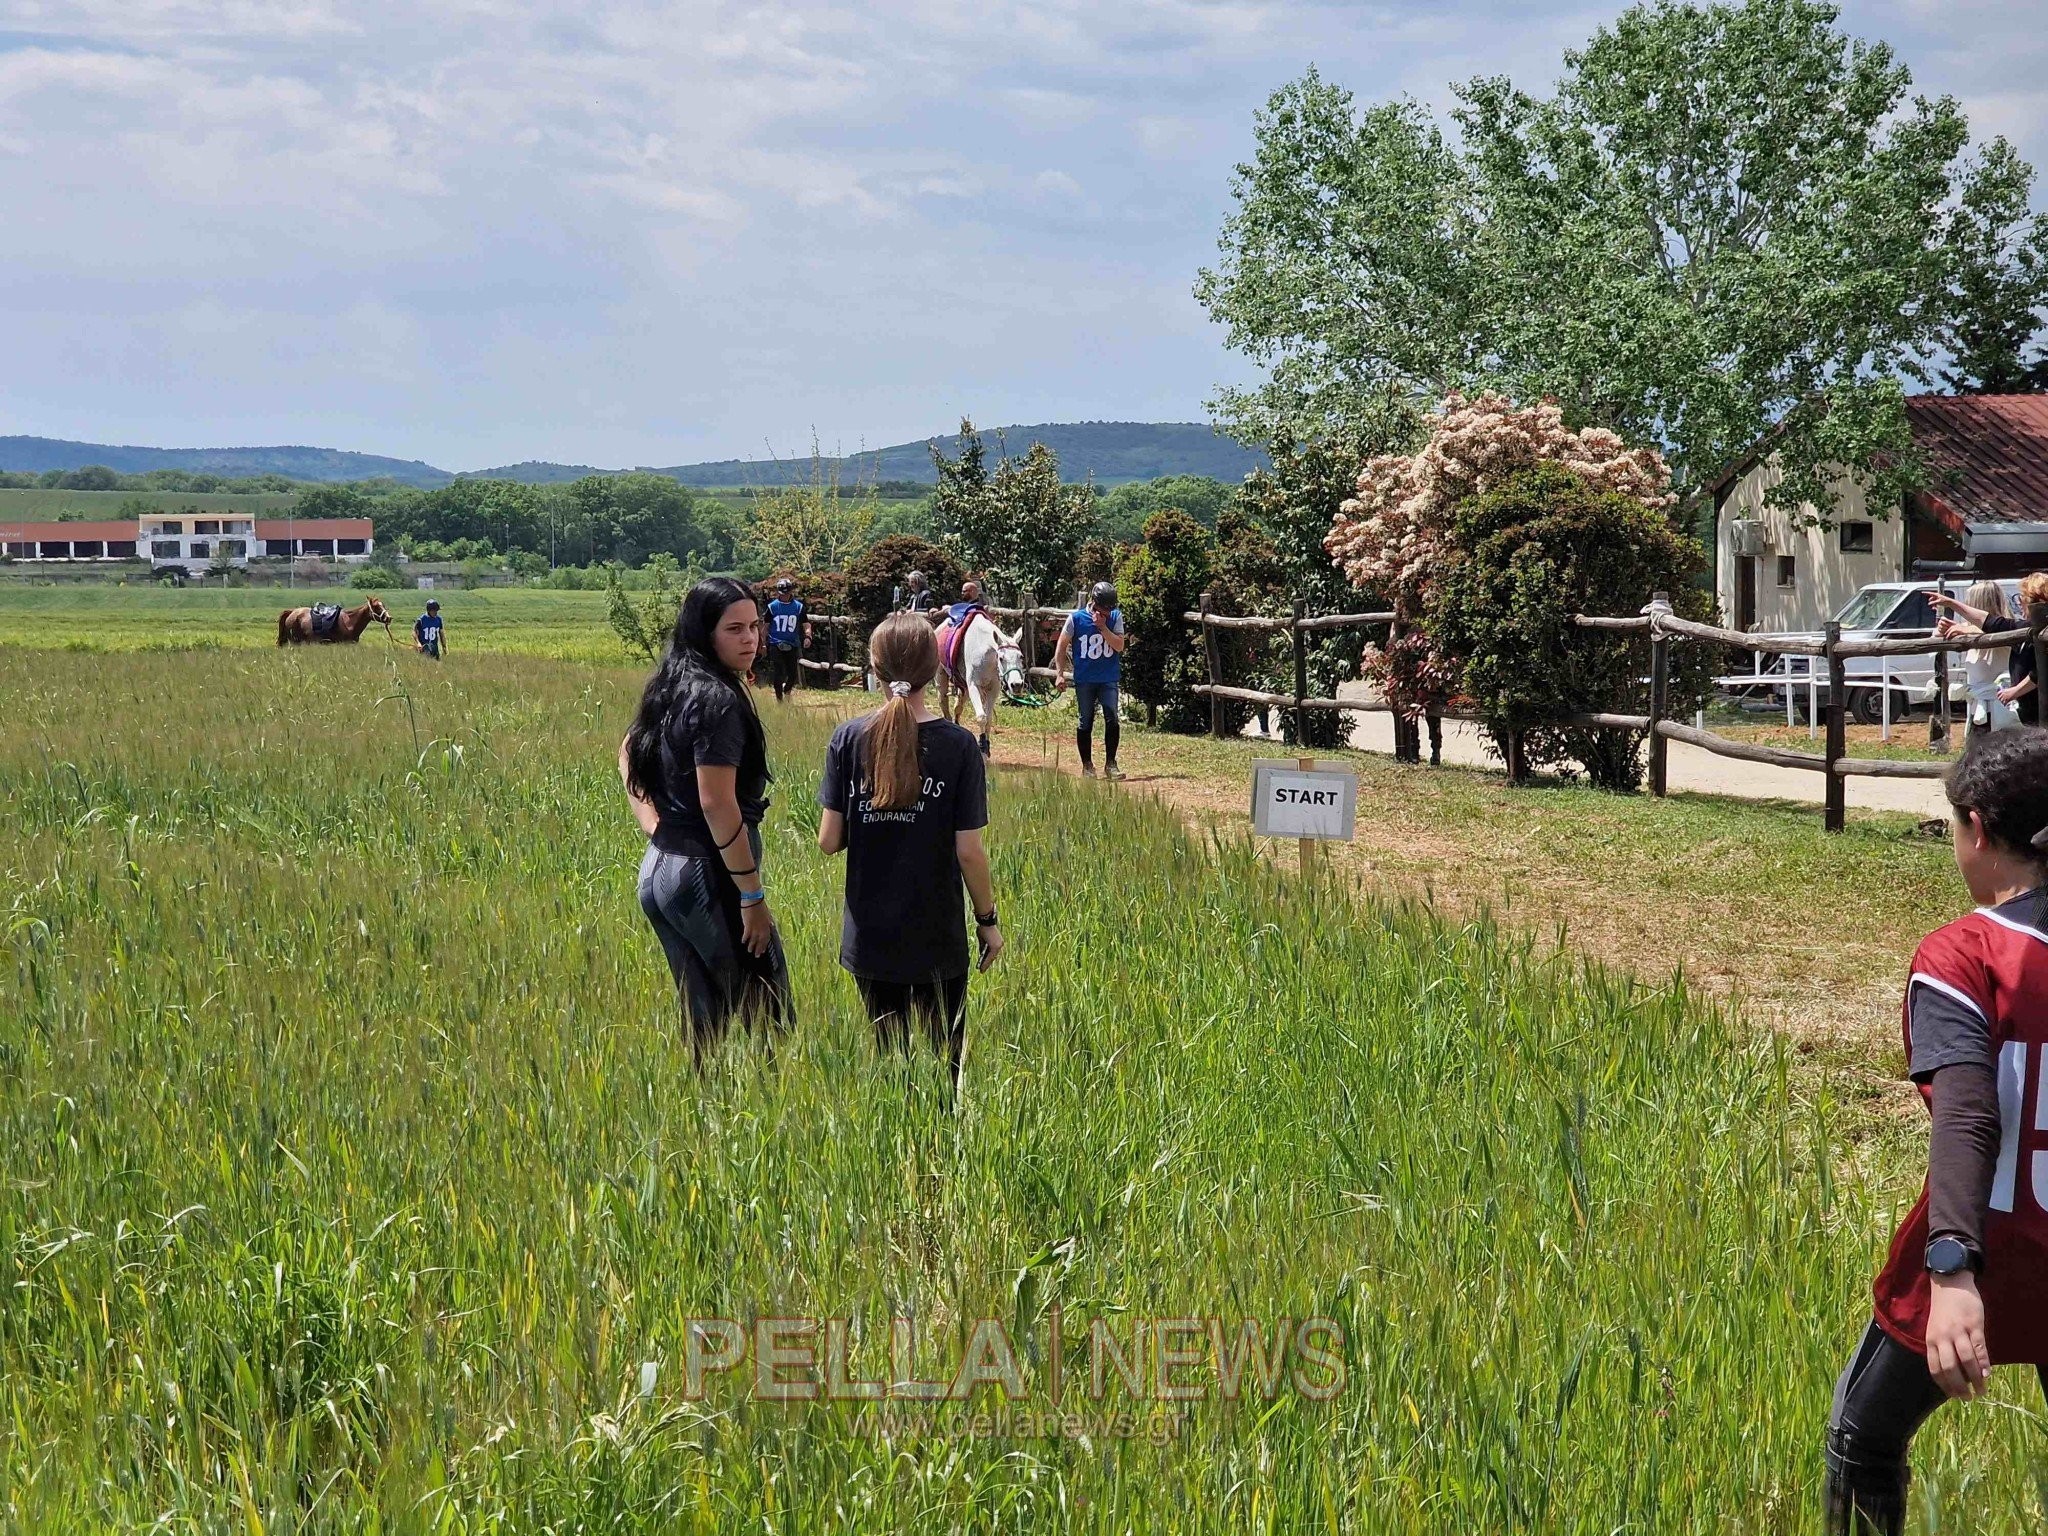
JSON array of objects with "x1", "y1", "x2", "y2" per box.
[{"x1": 1337, "y1": 696, "x2": 1951, "y2": 819}]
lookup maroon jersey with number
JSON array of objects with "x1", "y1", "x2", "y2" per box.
[{"x1": 1872, "y1": 894, "x2": 2048, "y2": 1364}]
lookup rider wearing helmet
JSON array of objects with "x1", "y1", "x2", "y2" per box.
[
  {"x1": 764, "y1": 577, "x2": 810, "y2": 702},
  {"x1": 1054, "y1": 580, "x2": 1127, "y2": 780}
]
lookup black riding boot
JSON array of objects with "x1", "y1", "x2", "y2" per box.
[{"x1": 1823, "y1": 1430, "x2": 1909, "y2": 1536}]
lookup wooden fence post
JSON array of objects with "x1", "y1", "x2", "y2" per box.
[
  {"x1": 1647, "y1": 590, "x2": 1671, "y2": 798},
  {"x1": 1021, "y1": 589, "x2": 1038, "y2": 684},
  {"x1": 1929, "y1": 578, "x2": 1950, "y2": 752},
  {"x1": 1291, "y1": 596, "x2": 1309, "y2": 748},
  {"x1": 1200, "y1": 590, "x2": 1222, "y2": 738},
  {"x1": 1824, "y1": 620, "x2": 1846, "y2": 833}
]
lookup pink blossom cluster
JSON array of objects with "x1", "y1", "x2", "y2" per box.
[
  {"x1": 1325, "y1": 392, "x2": 1673, "y2": 612},
  {"x1": 1327, "y1": 393, "x2": 1673, "y2": 718}
]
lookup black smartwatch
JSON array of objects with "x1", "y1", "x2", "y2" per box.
[
  {"x1": 975, "y1": 909, "x2": 999, "y2": 928},
  {"x1": 1925, "y1": 1236, "x2": 1977, "y2": 1276}
]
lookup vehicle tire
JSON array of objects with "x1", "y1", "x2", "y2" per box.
[{"x1": 1851, "y1": 688, "x2": 1890, "y2": 727}]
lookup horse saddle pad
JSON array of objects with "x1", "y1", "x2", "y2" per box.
[
  {"x1": 937, "y1": 606, "x2": 983, "y2": 683},
  {"x1": 310, "y1": 603, "x2": 342, "y2": 637}
]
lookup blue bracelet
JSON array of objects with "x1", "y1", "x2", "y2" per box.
[{"x1": 739, "y1": 889, "x2": 767, "y2": 907}]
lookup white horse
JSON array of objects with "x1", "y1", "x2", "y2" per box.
[{"x1": 937, "y1": 610, "x2": 1027, "y2": 757}]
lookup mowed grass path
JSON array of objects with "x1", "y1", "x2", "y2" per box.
[
  {"x1": 0, "y1": 585, "x2": 621, "y2": 660},
  {"x1": 1, "y1": 648, "x2": 2041, "y2": 1531}
]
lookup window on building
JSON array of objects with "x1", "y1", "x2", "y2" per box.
[
  {"x1": 151, "y1": 540, "x2": 182, "y2": 559},
  {"x1": 303, "y1": 539, "x2": 335, "y2": 555},
  {"x1": 5, "y1": 542, "x2": 34, "y2": 558},
  {"x1": 1776, "y1": 555, "x2": 1796, "y2": 588},
  {"x1": 157, "y1": 521, "x2": 184, "y2": 535},
  {"x1": 72, "y1": 541, "x2": 103, "y2": 558},
  {"x1": 1839, "y1": 521, "x2": 1875, "y2": 553},
  {"x1": 39, "y1": 541, "x2": 70, "y2": 558},
  {"x1": 264, "y1": 539, "x2": 294, "y2": 557},
  {"x1": 220, "y1": 539, "x2": 246, "y2": 558},
  {"x1": 338, "y1": 538, "x2": 366, "y2": 555},
  {"x1": 194, "y1": 519, "x2": 221, "y2": 535},
  {"x1": 107, "y1": 541, "x2": 136, "y2": 558},
  {"x1": 189, "y1": 541, "x2": 210, "y2": 558}
]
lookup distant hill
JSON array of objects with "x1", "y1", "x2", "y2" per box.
[
  {"x1": 646, "y1": 423, "x2": 1266, "y2": 489},
  {"x1": 0, "y1": 436, "x2": 454, "y2": 488},
  {"x1": 2, "y1": 422, "x2": 1266, "y2": 491}
]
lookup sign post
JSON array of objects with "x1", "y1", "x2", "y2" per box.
[{"x1": 1251, "y1": 758, "x2": 1358, "y2": 880}]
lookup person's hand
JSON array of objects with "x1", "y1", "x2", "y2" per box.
[
  {"x1": 741, "y1": 900, "x2": 775, "y2": 957},
  {"x1": 1936, "y1": 617, "x2": 1958, "y2": 639},
  {"x1": 1925, "y1": 1272, "x2": 1991, "y2": 1398},
  {"x1": 1925, "y1": 590, "x2": 1960, "y2": 611},
  {"x1": 976, "y1": 922, "x2": 1004, "y2": 972},
  {"x1": 1054, "y1": 674, "x2": 1069, "y2": 692},
  {"x1": 1999, "y1": 685, "x2": 2024, "y2": 704}
]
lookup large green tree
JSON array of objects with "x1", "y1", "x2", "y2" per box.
[{"x1": 1197, "y1": 0, "x2": 2048, "y2": 523}]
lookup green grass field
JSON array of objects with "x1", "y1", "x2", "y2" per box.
[
  {"x1": 0, "y1": 488, "x2": 299, "y2": 521},
  {"x1": 0, "y1": 617, "x2": 2042, "y2": 1529},
  {"x1": 0, "y1": 586, "x2": 624, "y2": 661}
]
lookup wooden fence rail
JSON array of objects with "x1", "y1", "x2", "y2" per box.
[{"x1": 789, "y1": 589, "x2": 2048, "y2": 833}]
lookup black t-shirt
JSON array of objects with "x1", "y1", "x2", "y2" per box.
[
  {"x1": 1980, "y1": 615, "x2": 2040, "y2": 724},
  {"x1": 650, "y1": 678, "x2": 769, "y2": 855},
  {"x1": 819, "y1": 715, "x2": 989, "y2": 982}
]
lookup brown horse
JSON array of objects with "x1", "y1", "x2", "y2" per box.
[{"x1": 277, "y1": 596, "x2": 394, "y2": 646}]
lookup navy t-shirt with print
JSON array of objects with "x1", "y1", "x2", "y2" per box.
[{"x1": 818, "y1": 714, "x2": 989, "y2": 983}]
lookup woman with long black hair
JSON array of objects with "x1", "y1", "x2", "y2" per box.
[{"x1": 619, "y1": 576, "x2": 791, "y2": 1065}]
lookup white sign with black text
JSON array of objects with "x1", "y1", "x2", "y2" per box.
[{"x1": 1250, "y1": 759, "x2": 1358, "y2": 842}]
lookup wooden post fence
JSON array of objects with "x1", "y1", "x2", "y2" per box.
[
  {"x1": 1929, "y1": 577, "x2": 1950, "y2": 752},
  {"x1": 1291, "y1": 596, "x2": 1309, "y2": 748},
  {"x1": 1020, "y1": 590, "x2": 1038, "y2": 681},
  {"x1": 1200, "y1": 591, "x2": 1222, "y2": 738},
  {"x1": 1824, "y1": 620, "x2": 1846, "y2": 833},
  {"x1": 1647, "y1": 591, "x2": 1671, "y2": 798},
  {"x1": 2033, "y1": 602, "x2": 2048, "y2": 730}
]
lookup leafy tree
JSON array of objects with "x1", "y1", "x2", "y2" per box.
[
  {"x1": 1115, "y1": 508, "x2": 1285, "y2": 734},
  {"x1": 747, "y1": 450, "x2": 879, "y2": 576},
  {"x1": 1198, "y1": 1, "x2": 2048, "y2": 523},
  {"x1": 1427, "y1": 463, "x2": 1714, "y2": 788},
  {"x1": 1939, "y1": 142, "x2": 2048, "y2": 390},
  {"x1": 930, "y1": 423, "x2": 1095, "y2": 602},
  {"x1": 1096, "y1": 475, "x2": 1235, "y2": 541},
  {"x1": 605, "y1": 553, "x2": 701, "y2": 661},
  {"x1": 56, "y1": 465, "x2": 120, "y2": 491},
  {"x1": 293, "y1": 483, "x2": 369, "y2": 521}
]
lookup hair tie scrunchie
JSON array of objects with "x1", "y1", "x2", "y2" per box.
[{"x1": 888, "y1": 680, "x2": 913, "y2": 698}]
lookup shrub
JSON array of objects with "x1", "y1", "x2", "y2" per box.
[
  {"x1": 348, "y1": 564, "x2": 402, "y2": 590},
  {"x1": 1426, "y1": 463, "x2": 1713, "y2": 789},
  {"x1": 842, "y1": 535, "x2": 963, "y2": 625},
  {"x1": 1115, "y1": 509, "x2": 1283, "y2": 734}
]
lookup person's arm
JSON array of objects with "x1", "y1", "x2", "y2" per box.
[
  {"x1": 696, "y1": 764, "x2": 774, "y2": 955},
  {"x1": 2000, "y1": 675, "x2": 2036, "y2": 703},
  {"x1": 1096, "y1": 607, "x2": 1128, "y2": 654},
  {"x1": 1051, "y1": 625, "x2": 1073, "y2": 689},
  {"x1": 819, "y1": 808, "x2": 846, "y2": 855},
  {"x1": 1927, "y1": 592, "x2": 1991, "y2": 625},
  {"x1": 618, "y1": 735, "x2": 659, "y2": 837},
  {"x1": 1924, "y1": 1060, "x2": 2000, "y2": 1398},
  {"x1": 955, "y1": 829, "x2": 1002, "y2": 971}
]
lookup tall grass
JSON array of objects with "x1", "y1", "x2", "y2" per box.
[{"x1": 0, "y1": 649, "x2": 2039, "y2": 1531}]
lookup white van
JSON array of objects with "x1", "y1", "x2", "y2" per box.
[{"x1": 1759, "y1": 579, "x2": 2023, "y2": 724}]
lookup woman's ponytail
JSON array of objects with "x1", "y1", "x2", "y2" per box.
[{"x1": 865, "y1": 613, "x2": 940, "y2": 810}]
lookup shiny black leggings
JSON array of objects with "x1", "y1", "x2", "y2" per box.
[
  {"x1": 637, "y1": 835, "x2": 791, "y2": 1066},
  {"x1": 1825, "y1": 1317, "x2": 2048, "y2": 1533}
]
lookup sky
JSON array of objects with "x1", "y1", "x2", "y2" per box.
[{"x1": 1, "y1": 0, "x2": 2043, "y2": 473}]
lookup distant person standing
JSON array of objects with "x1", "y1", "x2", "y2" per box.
[
  {"x1": 1930, "y1": 573, "x2": 2048, "y2": 727},
  {"x1": 764, "y1": 578, "x2": 810, "y2": 702},
  {"x1": 818, "y1": 612, "x2": 1002, "y2": 1088},
  {"x1": 1053, "y1": 580, "x2": 1128, "y2": 780},
  {"x1": 413, "y1": 599, "x2": 446, "y2": 659},
  {"x1": 901, "y1": 570, "x2": 937, "y2": 614},
  {"x1": 619, "y1": 577, "x2": 791, "y2": 1068}
]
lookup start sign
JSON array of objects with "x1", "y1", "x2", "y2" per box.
[{"x1": 1250, "y1": 759, "x2": 1358, "y2": 842}]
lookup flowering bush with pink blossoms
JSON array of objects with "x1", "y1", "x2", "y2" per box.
[{"x1": 1325, "y1": 393, "x2": 1679, "y2": 723}]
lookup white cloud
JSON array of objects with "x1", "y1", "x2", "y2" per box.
[{"x1": 0, "y1": 0, "x2": 2041, "y2": 469}]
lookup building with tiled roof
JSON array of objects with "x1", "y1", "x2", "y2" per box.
[
  {"x1": 3, "y1": 511, "x2": 374, "y2": 571},
  {"x1": 1704, "y1": 393, "x2": 2048, "y2": 634}
]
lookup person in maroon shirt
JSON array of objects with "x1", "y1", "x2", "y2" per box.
[{"x1": 1826, "y1": 730, "x2": 2048, "y2": 1532}]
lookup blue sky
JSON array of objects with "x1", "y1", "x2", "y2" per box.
[{"x1": 0, "y1": 0, "x2": 2041, "y2": 472}]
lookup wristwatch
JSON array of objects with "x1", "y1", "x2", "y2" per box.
[
  {"x1": 1925, "y1": 1236, "x2": 1977, "y2": 1276},
  {"x1": 975, "y1": 909, "x2": 1000, "y2": 928}
]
